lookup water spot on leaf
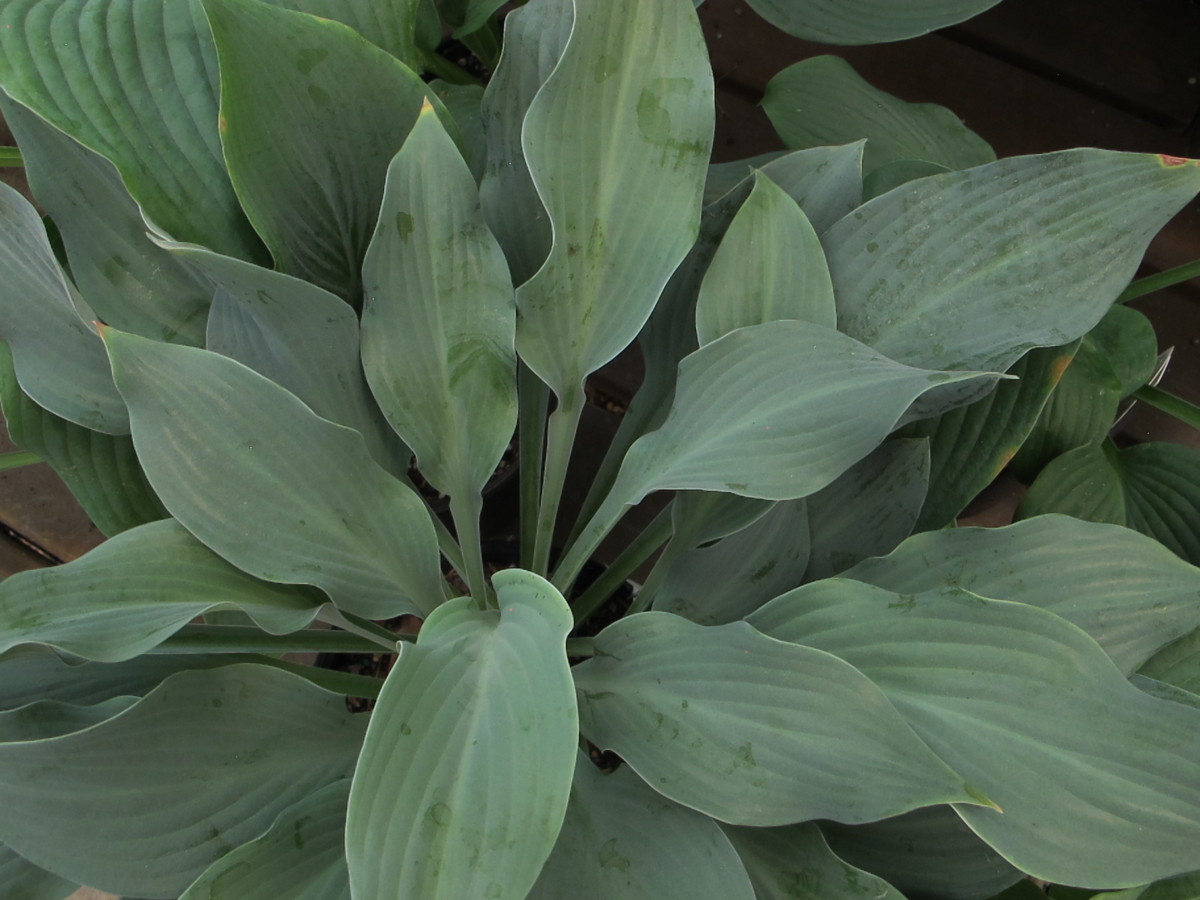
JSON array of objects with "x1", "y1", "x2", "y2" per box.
[
  {"x1": 636, "y1": 89, "x2": 672, "y2": 145},
  {"x1": 400, "y1": 722, "x2": 412, "y2": 735},
  {"x1": 736, "y1": 741, "x2": 756, "y2": 768},
  {"x1": 395, "y1": 211, "x2": 415, "y2": 242},
  {"x1": 751, "y1": 560, "x2": 777, "y2": 583},
  {"x1": 887, "y1": 594, "x2": 917, "y2": 612},
  {"x1": 426, "y1": 801, "x2": 451, "y2": 827},
  {"x1": 296, "y1": 47, "x2": 328, "y2": 75},
  {"x1": 307, "y1": 84, "x2": 331, "y2": 107},
  {"x1": 599, "y1": 837, "x2": 631, "y2": 871}
]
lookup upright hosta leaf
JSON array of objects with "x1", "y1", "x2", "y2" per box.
[
  {"x1": 267, "y1": 0, "x2": 425, "y2": 67},
  {"x1": 705, "y1": 151, "x2": 787, "y2": 204},
  {"x1": 0, "y1": 664, "x2": 365, "y2": 898},
  {"x1": 1019, "y1": 442, "x2": 1200, "y2": 567},
  {"x1": 0, "y1": 342, "x2": 166, "y2": 536},
  {"x1": 696, "y1": 172, "x2": 836, "y2": 344},
  {"x1": 102, "y1": 330, "x2": 444, "y2": 619},
  {"x1": 0, "y1": 519, "x2": 325, "y2": 662},
  {"x1": 764, "y1": 55, "x2": 995, "y2": 174},
  {"x1": 721, "y1": 822, "x2": 906, "y2": 900},
  {"x1": 515, "y1": 0, "x2": 713, "y2": 396},
  {"x1": 820, "y1": 805, "x2": 1023, "y2": 900},
  {"x1": 163, "y1": 242, "x2": 409, "y2": 478},
  {"x1": 653, "y1": 500, "x2": 810, "y2": 625},
  {"x1": 180, "y1": 779, "x2": 351, "y2": 900},
  {"x1": 803, "y1": 437, "x2": 929, "y2": 580},
  {"x1": 346, "y1": 571, "x2": 577, "y2": 900},
  {"x1": 901, "y1": 343, "x2": 1072, "y2": 531},
  {"x1": 825, "y1": 152, "x2": 1200, "y2": 376},
  {"x1": 438, "y1": 0, "x2": 505, "y2": 36},
  {"x1": 361, "y1": 104, "x2": 517, "y2": 498},
  {"x1": 430, "y1": 80, "x2": 487, "y2": 181},
  {"x1": 573, "y1": 612, "x2": 985, "y2": 826},
  {"x1": 1, "y1": 97, "x2": 212, "y2": 345},
  {"x1": 0, "y1": 182, "x2": 127, "y2": 433},
  {"x1": 751, "y1": 581, "x2": 1200, "y2": 886},
  {"x1": 669, "y1": 491, "x2": 776, "y2": 550},
  {"x1": 0, "y1": 0, "x2": 262, "y2": 259},
  {"x1": 204, "y1": 0, "x2": 444, "y2": 300},
  {"x1": 0, "y1": 844, "x2": 77, "y2": 900},
  {"x1": 863, "y1": 158, "x2": 950, "y2": 200},
  {"x1": 528, "y1": 751, "x2": 756, "y2": 900},
  {"x1": 845, "y1": 515, "x2": 1200, "y2": 675},
  {"x1": 602, "y1": 321, "x2": 991, "y2": 508},
  {"x1": 478, "y1": 0, "x2": 573, "y2": 286},
  {"x1": 744, "y1": 0, "x2": 1002, "y2": 43}
]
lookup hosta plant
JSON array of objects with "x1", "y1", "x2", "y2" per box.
[{"x1": 1, "y1": 1, "x2": 1200, "y2": 899}]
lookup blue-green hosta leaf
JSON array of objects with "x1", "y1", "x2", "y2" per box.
[
  {"x1": 203, "y1": 0, "x2": 445, "y2": 301},
  {"x1": 0, "y1": 182, "x2": 127, "y2": 433},
  {"x1": 0, "y1": 0, "x2": 262, "y2": 259},
  {"x1": 820, "y1": 805, "x2": 1023, "y2": 900},
  {"x1": 750, "y1": 581, "x2": 1200, "y2": 886},
  {"x1": 696, "y1": 171, "x2": 836, "y2": 344},
  {"x1": 1, "y1": 97, "x2": 211, "y2": 345},
  {"x1": 825, "y1": 151, "x2": 1200, "y2": 375},
  {"x1": 0, "y1": 843, "x2": 77, "y2": 900},
  {"x1": 745, "y1": 0, "x2": 1002, "y2": 43},
  {"x1": 763, "y1": 55, "x2": 995, "y2": 175},
  {"x1": 803, "y1": 437, "x2": 929, "y2": 580},
  {"x1": 606, "y1": 321, "x2": 992, "y2": 507},
  {"x1": 1087, "y1": 303, "x2": 1159, "y2": 398},
  {"x1": 180, "y1": 779, "x2": 351, "y2": 900},
  {"x1": 1142, "y1": 630, "x2": 1200, "y2": 697},
  {"x1": 901, "y1": 343, "x2": 1072, "y2": 531},
  {"x1": 845, "y1": 515, "x2": 1200, "y2": 676},
  {"x1": 0, "y1": 519, "x2": 325, "y2": 662},
  {"x1": 0, "y1": 664, "x2": 365, "y2": 898},
  {"x1": 515, "y1": 0, "x2": 713, "y2": 396},
  {"x1": 573, "y1": 611, "x2": 985, "y2": 826},
  {"x1": 669, "y1": 492, "x2": 776, "y2": 551},
  {"x1": 430, "y1": 80, "x2": 487, "y2": 182},
  {"x1": 361, "y1": 103, "x2": 516, "y2": 499},
  {"x1": 1093, "y1": 870, "x2": 1200, "y2": 900},
  {"x1": 704, "y1": 151, "x2": 788, "y2": 205},
  {"x1": 159, "y1": 242, "x2": 409, "y2": 478},
  {"x1": 653, "y1": 500, "x2": 810, "y2": 625},
  {"x1": 0, "y1": 341, "x2": 166, "y2": 536},
  {"x1": 266, "y1": 0, "x2": 425, "y2": 68},
  {"x1": 438, "y1": 0, "x2": 505, "y2": 36},
  {"x1": 528, "y1": 751, "x2": 755, "y2": 900},
  {"x1": 478, "y1": 0, "x2": 573, "y2": 286},
  {"x1": 102, "y1": 329, "x2": 444, "y2": 618},
  {"x1": 721, "y1": 822, "x2": 906, "y2": 900},
  {"x1": 863, "y1": 158, "x2": 952, "y2": 200},
  {"x1": 1019, "y1": 441, "x2": 1200, "y2": 567},
  {"x1": 0, "y1": 697, "x2": 139, "y2": 743},
  {"x1": 346, "y1": 570, "x2": 577, "y2": 900}
]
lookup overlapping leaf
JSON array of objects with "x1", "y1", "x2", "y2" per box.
[
  {"x1": 515, "y1": 0, "x2": 713, "y2": 396},
  {"x1": 573, "y1": 611, "x2": 985, "y2": 826},
  {"x1": 180, "y1": 779, "x2": 351, "y2": 900},
  {"x1": 0, "y1": 519, "x2": 325, "y2": 662},
  {"x1": 102, "y1": 329, "x2": 444, "y2": 618},
  {"x1": 763, "y1": 55, "x2": 995, "y2": 174},
  {"x1": 845, "y1": 515, "x2": 1200, "y2": 674},
  {"x1": 0, "y1": 183, "x2": 127, "y2": 433},
  {"x1": 745, "y1": 0, "x2": 1002, "y2": 43},
  {"x1": 528, "y1": 751, "x2": 755, "y2": 900},
  {"x1": 824, "y1": 151, "x2": 1200, "y2": 376},
  {"x1": 0, "y1": 843, "x2": 77, "y2": 900},
  {"x1": 0, "y1": 664, "x2": 365, "y2": 898},
  {"x1": 0, "y1": 0, "x2": 262, "y2": 258},
  {"x1": 346, "y1": 571, "x2": 577, "y2": 900},
  {"x1": 361, "y1": 104, "x2": 517, "y2": 498},
  {"x1": 750, "y1": 581, "x2": 1200, "y2": 886},
  {"x1": 204, "y1": 0, "x2": 444, "y2": 300}
]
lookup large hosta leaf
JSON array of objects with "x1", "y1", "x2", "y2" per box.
[
  {"x1": 721, "y1": 822, "x2": 905, "y2": 900},
  {"x1": 1, "y1": 97, "x2": 212, "y2": 345},
  {"x1": 0, "y1": 664, "x2": 365, "y2": 898},
  {"x1": 845, "y1": 515, "x2": 1200, "y2": 675},
  {"x1": 745, "y1": 0, "x2": 1002, "y2": 44},
  {"x1": 346, "y1": 570, "x2": 577, "y2": 900},
  {"x1": 1018, "y1": 441, "x2": 1200, "y2": 566},
  {"x1": 824, "y1": 151, "x2": 1200, "y2": 375},
  {"x1": 0, "y1": 342, "x2": 165, "y2": 536},
  {"x1": 573, "y1": 611, "x2": 985, "y2": 826},
  {"x1": 763, "y1": 55, "x2": 995, "y2": 174},
  {"x1": 515, "y1": 0, "x2": 713, "y2": 396},
  {"x1": 180, "y1": 779, "x2": 351, "y2": 900},
  {"x1": 0, "y1": 0, "x2": 262, "y2": 259},
  {"x1": 750, "y1": 581, "x2": 1200, "y2": 886},
  {"x1": 0, "y1": 519, "x2": 325, "y2": 662},
  {"x1": 528, "y1": 751, "x2": 755, "y2": 900},
  {"x1": 0, "y1": 182, "x2": 127, "y2": 433},
  {"x1": 204, "y1": 0, "x2": 441, "y2": 300},
  {"x1": 361, "y1": 103, "x2": 516, "y2": 498},
  {"x1": 102, "y1": 329, "x2": 444, "y2": 618}
]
